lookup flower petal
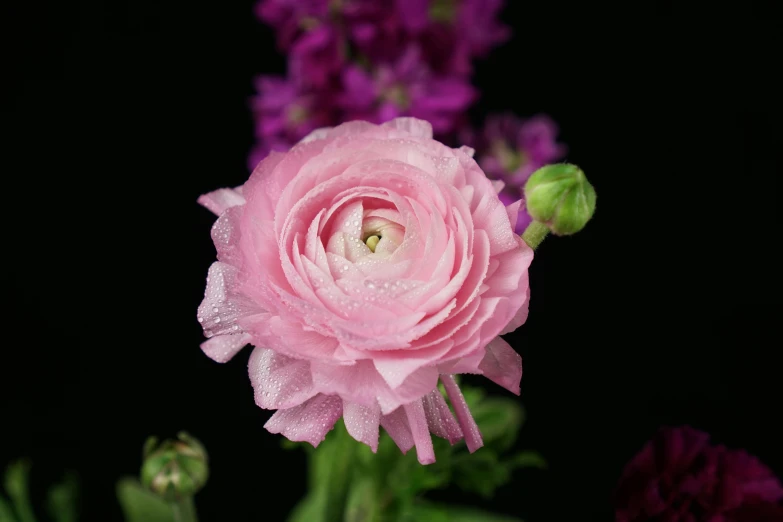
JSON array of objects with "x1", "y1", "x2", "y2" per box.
[
  {"x1": 478, "y1": 337, "x2": 523, "y2": 395},
  {"x1": 441, "y1": 375, "x2": 483, "y2": 452},
  {"x1": 197, "y1": 187, "x2": 245, "y2": 216},
  {"x1": 380, "y1": 406, "x2": 414, "y2": 453},
  {"x1": 422, "y1": 390, "x2": 463, "y2": 444},
  {"x1": 343, "y1": 401, "x2": 381, "y2": 452},
  {"x1": 264, "y1": 394, "x2": 343, "y2": 447},
  {"x1": 404, "y1": 399, "x2": 436, "y2": 464},
  {"x1": 248, "y1": 347, "x2": 318, "y2": 409},
  {"x1": 200, "y1": 332, "x2": 252, "y2": 363}
]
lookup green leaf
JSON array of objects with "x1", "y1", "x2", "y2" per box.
[
  {"x1": 401, "y1": 502, "x2": 521, "y2": 522},
  {"x1": 508, "y1": 451, "x2": 547, "y2": 470},
  {"x1": 46, "y1": 473, "x2": 79, "y2": 522},
  {"x1": 470, "y1": 398, "x2": 525, "y2": 452},
  {"x1": 343, "y1": 475, "x2": 379, "y2": 522},
  {"x1": 293, "y1": 421, "x2": 356, "y2": 522},
  {"x1": 116, "y1": 477, "x2": 175, "y2": 522},
  {"x1": 286, "y1": 494, "x2": 321, "y2": 522},
  {"x1": 3, "y1": 460, "x2": 36, "y2": 522},
  {"x1": 385, "y1": 437, "x2": 452, "y2": 499},
  {"x1": 0, "y1": 495, "x2": 17, "y2": 522},
  {"x1": 452, "y1": 451, "x2": 512, "y2": 498}
]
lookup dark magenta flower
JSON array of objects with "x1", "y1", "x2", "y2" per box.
[
  {"x1": 338, "y1": 46, "x2": 475, "y2": 134},
  {"x1": 465, "y1": 113, "x2": 567, "y2": 233},
  {"x1": 615, "y1": 426, "x2": 783, "y2": 522}
]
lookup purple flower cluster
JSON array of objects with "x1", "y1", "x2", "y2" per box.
[
  {"x1": 249, "y1": 0, "x2": 509, "y2": 170},
  {"x1": 462, "y1": 113, "x2": 568, "y2": 233},
  {"x1": 615, "y1": 426, "x2": 783, "y2": 522}
]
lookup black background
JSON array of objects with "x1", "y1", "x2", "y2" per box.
[{"x1": 4, "y1": 1, "x2": 781, "y2": 521}]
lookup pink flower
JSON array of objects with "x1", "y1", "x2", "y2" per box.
[{"x1": 197, "y1": 118, "x2": 532, "y2": 464}]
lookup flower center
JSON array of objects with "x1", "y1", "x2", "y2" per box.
[
  {"x1": 287, "y1": 104, "x2": 308, "y2": 125},
  {"x1": 383, "y1": 84, "x2": 410, "y2": 110},
  {"x1": 429, "y1": 0, "x2": 457, "y2": 23},
  {"x1": 491, "y1": 140, "x2": 527, "y2": 174},
  {"x1": 364, "y1": 234, "x2": 380, "y2": 252}
]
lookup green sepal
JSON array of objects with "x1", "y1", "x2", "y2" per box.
[
  {"x1": 46, "y1": 472, "x2": 79, "y2": 522},
  {"x1": 116, "y1": 477, "x2": 175, "y2": 522},
  {"x1": 3, "y1": 460, "x2": 36, "y2": 522}
]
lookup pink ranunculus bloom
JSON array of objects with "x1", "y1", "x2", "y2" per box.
[{"x1": 197, "y1": 117, "x2": 533, "y2": 464}]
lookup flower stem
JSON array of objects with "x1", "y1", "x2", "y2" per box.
[
  {"x1": 172, "y1": 497, "x2": 198, "y2": 522},
  {"x1": 521, "y1": 221, "x2": 549, "y2": 249}
]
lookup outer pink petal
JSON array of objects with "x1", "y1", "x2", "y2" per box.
[
  {"x1": 441, "y1": 375, "x2": 483, "y2": 453},
  {"x1": 505, "y1": 199, "x2": 522, "y2": 231},
  {"x1": 404, "y1": 399, "x2": 436, "y2": 464},
  {"x1": 200, "y1": 332, "x2": 252, "y2": 363},
  {"x1": 381, "y1": 117, "x2": 433, "y2": 138},
  {"x1": 248, "y1": 347, "x2": 318, "y2": 409},
  {"x1": 422, "y1": 390, "x2": 463, "y2": 444},
  {"x1": 197, "y1": 262, "x2": 261, "y2": 361},
  {"x1": 380, "y1": 406, "x2": 414, "y2": 453},
  {"x1": 500, "y1": 288, "x2": 530, "y2": 335},
  {"x1": 210, "y1": 205, "x2": 244, "y2": 267},
  {"x1": 343, "y1": 401, "x2": 381, "y2": 452},
  {"x1": 298, "y1": 126, "x2": 332, "y2": 144},
  {"x1": 264, "y1": 394, "x2": 343, "y2": 447},
  {"x1": 197, "y1": 187, "x2": 245, "y2": 216},
  {"x1": 478, "y1": 337, "x2": 523, "y2": 395}
]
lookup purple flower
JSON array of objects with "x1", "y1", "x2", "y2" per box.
[
  {"x1": 465, "y1": 113, "x2": 567, "y2": 233},
  {"x1": 395, "y1": 0, "x2": 510, "y2": 75},
  {"x1": 338, "y1": 46, "x2": 475, "y2": 134},
  {"x1": 248, "y1": 74, "x2": 335, "y2": 170},
  {"x1": 255, "y1": 0, "x2": 331, "y2": 50},
  {"x1": 255, "y1": 0, "x2": 345, "y2": 87},
  {"x1": 614, "y1": 426, "x2": 783, "y2": 522}
]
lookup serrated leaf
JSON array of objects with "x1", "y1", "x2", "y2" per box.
[
  {"x1": 46, "y1": 473, "x2": 79, "y2": 522},
  {"x1": 116, "y1": 477, "x2": 175, "y2": 522}
]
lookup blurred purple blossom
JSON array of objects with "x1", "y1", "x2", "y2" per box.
[
  {"x1": 614, "y1": 426, "x2": 783, "y2": 522},
  {"x1": 338, "y1": 46, "x2": 475, "y2": 134},
  {"x1": 464, "y1": 113, "x2": 567, "y2": 232},
  {"x1": 248, "y1": 74, "x2": 335, "y2": 170},
  {"x1": 250, "y1": 0, "x2": 546, "y2": 180}
]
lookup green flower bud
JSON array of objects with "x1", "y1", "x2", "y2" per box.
[
  {"x1": 140, "y1": 432, "x2": 208, "y2": 501},
  {"x1": 524, "y1": 163, "x2": 596, "y2": 236}
]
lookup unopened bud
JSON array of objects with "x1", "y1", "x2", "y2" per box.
[
  {"x1": 524, "y1": 163, "x2": 596, "y2": 236},
  {"x1": 140, "y1": 432, "x2": 208, "y2": 501}
]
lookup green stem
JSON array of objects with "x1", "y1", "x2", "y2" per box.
[
  {"x1": 171, "y1": 497, "x2": 198, "y2": 522},
  {"x1": 521, "y1": 221, "x2": 549, "y2": 249}
]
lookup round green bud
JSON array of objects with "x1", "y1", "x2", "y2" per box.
[
  {"x1": 140, "y1": 432, "x2": 208, "y2": 501},
  {"x1": 524, "y1": 163, "x2": 596, "y2": 236}
]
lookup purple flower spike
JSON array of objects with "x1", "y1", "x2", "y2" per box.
[{"x1": 338, "y1": 45, "x2": 476, "y2": 134}]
